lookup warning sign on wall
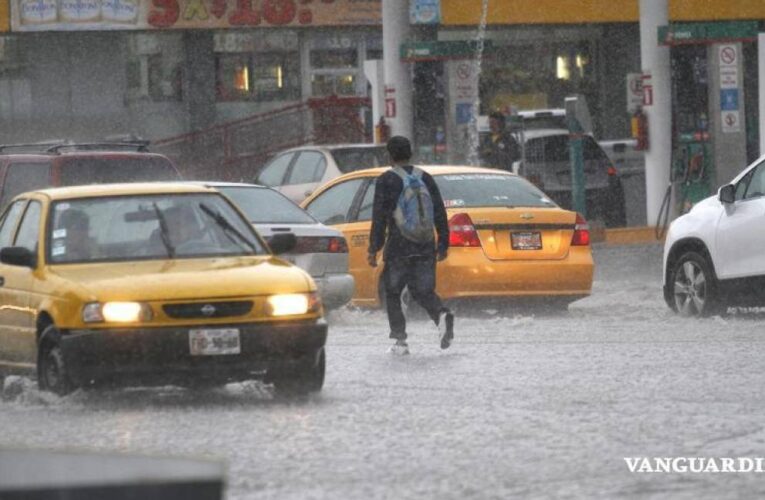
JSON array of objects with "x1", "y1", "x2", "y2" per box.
[{"x1": 722, "y1": 110, "x2": 741, "y2": 133}]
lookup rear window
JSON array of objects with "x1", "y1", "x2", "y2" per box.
[
  {"x1": 521, "y1": 116, "x2": 567, "y2": 130},
  {"x1": 217, "y1": 186, "x2": 316, "y2": 224},
  {"x1": 434, "y1": 173, "x2": 557, "y2": 209},
  {"x1": 331, "y1": 147, "x2": 389, "y2": 174},
  {"x1": 525, "y1": 136, "x2": 608, "y2": 163},
  {"x1": 59, "y1": 157, "x2": 181, "y2": 186}
]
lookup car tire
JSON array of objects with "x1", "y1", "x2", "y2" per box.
[
  {"x1": 272, "y1": 348, "x2": 325, "y2": 397},
  {"x1": 670, "y1": 251, "x2": 720, "y2": 317},
  {"x1": 37, "y1": 327, "x2": 75, "y2": 396}
]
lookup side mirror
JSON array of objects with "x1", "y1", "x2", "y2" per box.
[
  {"x1": 719, "y1": 184, "x2": 735, "y2": 204},
  {"x1": 0, "y1": 247, "x2": 36, "y2": 268},
  {"x1": 268, "y1": 233, "x2": 297, "y2": 255}
]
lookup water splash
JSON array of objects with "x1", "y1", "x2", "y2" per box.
[{"x1": 466, "y1": 0, "x2": 490, "y2": 166}]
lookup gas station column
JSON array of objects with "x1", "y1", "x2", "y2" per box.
[
  {"x1": 710, "y1": 43, "x2": 747, "y2": 186},
  {"x1": 639, "y1": 0, "x2": 672, "y2": 225},
  {"x1": 382, "y1": 0, "x2": 414, "y2": 140}
]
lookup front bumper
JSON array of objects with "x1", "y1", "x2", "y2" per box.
[
  {"x1": 313, "y1": 273, "x2": 355, "y2": 309},
  {"x1": 60, "y1": 320, "x2": 327, "y2": 387}
]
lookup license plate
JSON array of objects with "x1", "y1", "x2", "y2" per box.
[
  {"x1": 189, "y1": 328, "x2": 241, "y2": 356},
  {"x1": 511, "y1": 232, "x2": 542, "y2": 250}
]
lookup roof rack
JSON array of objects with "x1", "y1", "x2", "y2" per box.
[
  {"x1": 0, "y1": 141, "x2": 69, "y2": 153},
  {"x1": 46, "y1": 141, "x2": 151, "y2": 153},
  {"x1": 0, "y1": 141, "x2": 151, "y2": 154}
]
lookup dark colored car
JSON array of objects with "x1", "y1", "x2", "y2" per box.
[
  {"x1": 519, "y1": 129, "x2": 627, "y2": 227},
  {"x1": 0, "y1": 142, "x2": 182, "y2": 210}
]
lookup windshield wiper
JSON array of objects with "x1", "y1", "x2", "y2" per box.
[
  {"x1": 198, "y1": 203, "x2": 258, "y2": 253},
  {"x1": 152, "y1": 203, "x2": 176, "y2": 258}
]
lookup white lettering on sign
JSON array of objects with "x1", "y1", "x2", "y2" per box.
[
  {"x1": 385, "y1": 98, "x2": 396, "y2": 118},
  {"x1": 641, "y1": 73, "x2": 653, "y2": 107}
]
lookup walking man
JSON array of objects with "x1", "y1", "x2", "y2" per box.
[{"x1": 368, "y1": 136, "x2": 455, "y2": 355}]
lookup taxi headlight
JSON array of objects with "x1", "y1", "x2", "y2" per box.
[
  {"x1": 83, "y1": 302, "x2": 152, "y2": 323},
  {"x1": 267, "y1": 293, "x2": 321, "y2": 317}
]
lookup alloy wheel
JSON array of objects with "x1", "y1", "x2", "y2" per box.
[{"x1": 673, "y1": 260, "x2": 707, "y2": 317}]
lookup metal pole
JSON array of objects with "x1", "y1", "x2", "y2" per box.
[
  {"x1": 639, "y1": 0, "x2": 672, "y2": 226},
  {"x1": 566, "y1": 97, "x2": 587, "y2": 216},
  {"x1": 759, "y1": 33, "x2": 765, "y2": 157},
  {"x1": 382, "y1": 0, "x2": 414, "y2": 140}
]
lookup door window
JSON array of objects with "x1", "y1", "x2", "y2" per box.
[
  {"x1": 0, "y1": 200, "x2": 27, "y2": 248},
  {"x1": 304, "y1": 179, "x2": 364, "y2": 225},
  {"x1": 355, "y1": 181, "x2": 376, "y2": 222},
  {"x1": 735, "y1": 168, "x2": 755, "y2": 201},
  {"x1": 1, "y1": 163, "x2": 51, "y2": 208},
  {"x1": 743, "y1": 163, "x2": 765, "y2": 200},
  {"x1": 286, "y1": 151, "x2": 326, "y2": 185},
  {"x1": 13, "y1": 201, "x2": 41, "y2": 252},
  {"x1": 257, "y1": 153, "x2": 293, "y2": 186}
]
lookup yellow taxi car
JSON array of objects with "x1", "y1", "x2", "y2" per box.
[
  {"x1": 301, "y1": 166, "x2": 594, "y2": 308},
  {"x1": 0, "y1": 183, "x2": 326, "y2": 395}
]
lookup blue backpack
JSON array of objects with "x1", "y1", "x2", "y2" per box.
[{"x1": 392, "y1": 166, "x2": 435, "y2": 243}]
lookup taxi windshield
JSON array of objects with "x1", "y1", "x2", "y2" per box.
[{"x1": 48, "y1": 193, "x2": 266, "y2": 264}]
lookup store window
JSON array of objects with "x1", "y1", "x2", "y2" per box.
[
  {"x1": 126, "y1": 33, "x2": 183, "y2": 102},
  {"x1": 479, "y1": 40, "x2": 596, "y2": 116},
  {"x1": 309, "y1": 38, "x2": 361, "y2": 97},
  {"x1": 214, "y1": 32, "x2": 300, "y2": 102}
]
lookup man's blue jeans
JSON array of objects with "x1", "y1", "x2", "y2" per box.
[{"x1": 383, "y1": 255, "x2": 446, "y2": 340}]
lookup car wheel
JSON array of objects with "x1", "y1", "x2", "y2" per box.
[
  {"x1": 272, "y1": 348, "x2": 325, "y2": 397},
  {"x1": 38, "y1": 328, "x2": 75, "y2": 396},
  {"x1": 671, "y1": 251, "x2": 720, "y2": 317}
]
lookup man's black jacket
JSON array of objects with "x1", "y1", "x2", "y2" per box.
[{"x1": 368, "y1": 166, "x2": 449, "y2": 260}]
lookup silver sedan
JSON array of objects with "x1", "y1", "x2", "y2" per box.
[{"x1": 203, "y1": 182, "x2": 355, "y2": 310}]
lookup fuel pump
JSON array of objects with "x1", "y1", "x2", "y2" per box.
[{"x1": 672, "y1": 130, "x2": 713, "y2": 214}]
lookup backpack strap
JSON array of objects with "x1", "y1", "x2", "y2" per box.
[{"x1": 392, "y1": 165, "x2": 423, "y2": 181}]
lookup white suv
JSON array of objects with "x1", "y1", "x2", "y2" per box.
[{"x1": 663, "y1": 154, "x2": 765, "y2": 316}]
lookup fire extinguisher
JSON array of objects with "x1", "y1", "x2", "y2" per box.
[
  {"x1": 631, "y1": 107, "x2": 649, "y2": 151},
  {"x1": 375, "y1": 116, "x2": 391, "y2": 144}
]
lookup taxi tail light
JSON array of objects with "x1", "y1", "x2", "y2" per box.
[
  {"x1": 449, "y1": 213, "x2": 481, "y2": 248},
  {"x1": 607, "y1": 165, "x2": 618, "y2": 176},
  {"x1": 571, "y1": 213, "x2": 590, "y2": 246},
  {"x1": 292, "y1": 236, "x2": 348, "y2": 254}
]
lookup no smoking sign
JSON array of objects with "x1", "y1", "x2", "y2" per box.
[{"x1": 719, "y1": 45, "x2": 737, "y2": 66}]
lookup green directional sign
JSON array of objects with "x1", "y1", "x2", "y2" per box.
[
  {"x1": 400, "y1": 40, "x2": 495, "y2": 61},
  {"x1": 658, "y1": 21, "x2": 758, "y2": 46}
]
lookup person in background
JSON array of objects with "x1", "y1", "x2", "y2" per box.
[
  {"x1": 367, "y1": 136, "x2": 455, "y2": 355},
  {"x1": 480, "y1": 111, "x2": 522, "y2": 171},
  {"x1": 57, "y1": 209, "x2": 96, "y2": 261}
]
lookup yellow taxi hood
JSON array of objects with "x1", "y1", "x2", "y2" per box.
[{"x1": 46, "y1": 256, "x2": 314, "y2": 302}]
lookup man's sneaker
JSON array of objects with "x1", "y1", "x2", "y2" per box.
[
  {"x1": 388, "y1": 339, "x2": 410, "y2": 355},
  {"x1": 438, "y1": 311, "x2": 454, "y2": 349}
]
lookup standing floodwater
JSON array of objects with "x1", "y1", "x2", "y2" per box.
[{"x1": 466, "y1": 0, "x2": 491, "y2": 166}]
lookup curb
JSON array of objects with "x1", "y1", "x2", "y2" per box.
[{"x1": 591, "y1": 226, "x2": 665, "y2": 246}]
